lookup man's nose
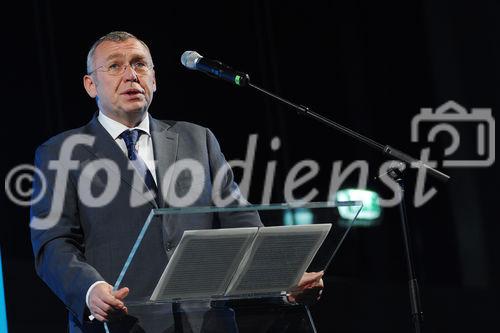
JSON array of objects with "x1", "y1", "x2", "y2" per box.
[{"x1": 123, "y1": 65, "x2": 139, "y2": 82}]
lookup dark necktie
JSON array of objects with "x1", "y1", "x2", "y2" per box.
[{"x1": 120, "y1": 129, "x2": 158, "y2": 202}]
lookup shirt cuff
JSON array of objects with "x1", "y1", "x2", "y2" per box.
[
  {"x1": 86, "y1": 281, "x2": 107, "y2": 308},
  {"x1": 283, "y1": 294, "x2": 298, "y2": 305}
]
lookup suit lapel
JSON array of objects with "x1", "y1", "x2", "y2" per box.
[
  {"x1": 82, "y1": 116, "x2": 158, "y2": 208},
  {"x1": 150, "y1": 117, "x2": 179, "y2": 208}
]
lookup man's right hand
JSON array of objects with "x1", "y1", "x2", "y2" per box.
[{"x1": 88, "y1": 282, "x2": 129, "y2": 322}]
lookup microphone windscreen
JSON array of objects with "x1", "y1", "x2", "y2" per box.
[{"x1": 181, "y1": 51, "x2": 202, "y2": 69}]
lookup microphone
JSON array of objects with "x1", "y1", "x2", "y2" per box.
[{"x1": 180, "y1": 51, "x2": 250, "y2": 87}]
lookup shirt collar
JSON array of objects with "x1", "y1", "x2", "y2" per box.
[{"x1": 98, "y1": 111, "x2": 151, "y2": 140}]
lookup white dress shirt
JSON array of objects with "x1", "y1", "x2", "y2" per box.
[
  {"x1": 86, "y1": 111, "x2": 158, "y2": 314},
  {"x1": 97, "y1": 111, "x2": 157, "y2": 184}
]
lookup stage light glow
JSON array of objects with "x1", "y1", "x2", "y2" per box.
[
  {"x1": 336, "y1": 189, "x2": 382, "y2": 225},
  {"x1": 283, "y1": 208, "x2": 314, "y2": 225}
]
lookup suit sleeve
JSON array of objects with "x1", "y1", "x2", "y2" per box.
[
  {"x1": 205, "y1": 128, "x2": 263, "y2": 228},
  {"x1": 30, "y1": 143, "x2": 104, "y2": 325}
]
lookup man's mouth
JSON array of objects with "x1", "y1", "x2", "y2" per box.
[{"x1": 121, "y1": 88, "x2": 144, "y2": 96}]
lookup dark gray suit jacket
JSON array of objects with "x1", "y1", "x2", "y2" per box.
[{"x1": 30, "y1": 116, "x2": 261, "y2": 332}]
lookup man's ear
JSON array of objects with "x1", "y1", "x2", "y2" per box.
[
  {"x1": 152, "y1": 69, "x2": 157, "y2": 92},
  {"x1": 83, "y1": 75, "x2": 97, "y2": 98}
]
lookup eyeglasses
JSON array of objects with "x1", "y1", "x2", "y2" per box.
[{"x1": 88, "y1": 61, "x2": 154, "y2": 76}]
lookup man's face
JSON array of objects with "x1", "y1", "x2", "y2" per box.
[{"x1": 83, "y1": 38, "x2": 156, "y2": 124}]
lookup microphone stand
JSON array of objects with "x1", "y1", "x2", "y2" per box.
[{"x1": 246, "y1": 80, "x2": 450, "y2": 333}]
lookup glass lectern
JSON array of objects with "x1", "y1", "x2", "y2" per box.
[{"x1": 102, "y1": 201, "x2": 362, "y2": 333}]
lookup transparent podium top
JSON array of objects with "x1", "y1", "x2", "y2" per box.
[{"x1": 110, "y1": 201, "x2": 363, "y2": 305}]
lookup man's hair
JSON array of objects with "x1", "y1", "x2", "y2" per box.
[{"x1": 86, "y1": 31, "x2": 152, "y2": 74}]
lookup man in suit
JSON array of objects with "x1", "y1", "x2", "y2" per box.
[{"x1": 30, "y1": 31, "x2": 323, "y2": 332}]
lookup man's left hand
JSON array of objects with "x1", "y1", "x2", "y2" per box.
[{"x1": 287, "y1": 271, "x2": 324, "y2": 305}]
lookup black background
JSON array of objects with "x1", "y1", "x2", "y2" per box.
[{"x1": 2, "y1": 0, "x2": 499, "y2": 332}]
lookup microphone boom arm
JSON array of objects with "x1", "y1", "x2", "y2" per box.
[{"x1": 247, "y1": 81, "x2": 449, "y2": 182}]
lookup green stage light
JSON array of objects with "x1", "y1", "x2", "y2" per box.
[
  {"x1": 336, "y1": 189, "x2": 382, "y2": 225},
  {"x1": 283, "y1": 208, "x2": 314, "y2": 225}
]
